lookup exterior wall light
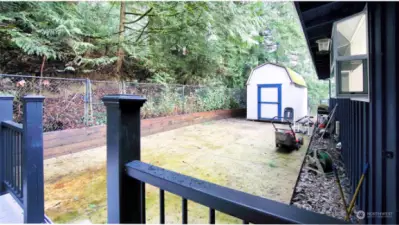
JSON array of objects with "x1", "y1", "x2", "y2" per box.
[{"x1": 316, "y1": 38, "x2": 331, "y2": 52}]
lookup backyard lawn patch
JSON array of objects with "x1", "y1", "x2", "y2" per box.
[{"x1": 44, "y1": 118, "x2": 308, "y2": 223}]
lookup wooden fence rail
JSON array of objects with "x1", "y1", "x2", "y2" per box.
[{"x1": 43, "y1": 108, "x2": 246, "y2": 159}]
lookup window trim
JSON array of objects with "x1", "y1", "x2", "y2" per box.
[
  {"x1": 330, "y1": 7, "x2": 369, "y2": 99},
  {"x1": 330, "y1": 68, "x2": 336, "y2": 98},
  {"x1": 336, "y1": 54, "x2": 367, "y2": 62},
  {"x1": 330, "y1": 25, "x2": 335, "y2": 72}
]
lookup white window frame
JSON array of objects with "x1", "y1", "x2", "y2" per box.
[
  {"x1": 330, "y1": 7, "x2": 369, "y2": 100},
  {"x1": 330, "y1": 67, "x2": 336, "y2": 98}
]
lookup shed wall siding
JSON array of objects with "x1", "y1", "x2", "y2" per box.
[
  {"x1": 282, "y1": 84, "x2": 308, "y2": 119},
  {"x1": 282, "y1": 84, "x2": 308, "y2": 120},
  {"x1": 247, "y1": 64, "x2": 307, "y2": 120},
  {"x1": 247, "y1": 83, "x2": 257, "y2": 119},
  {"x1": 246, "y1": 64, "x2": 288, "y2": 120}
]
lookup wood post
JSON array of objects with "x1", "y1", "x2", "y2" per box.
[
  {"x1": 102, "y1": 94, "x2": 146, "y2": 223},
  {"x1": 22, "y1": 95, "x2": 45, "y2": 223}
]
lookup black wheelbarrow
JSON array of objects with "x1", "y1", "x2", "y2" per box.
[{"x1": 271, "y1": 116, "x2": 304, "y2": 150}]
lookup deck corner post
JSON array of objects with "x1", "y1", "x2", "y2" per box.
[
  {"x1": 102, "y1": 94, "x2": 146, "y2": 224},
  {"x1": 0, "y1": 95, "x2": 14, "y2": 193},
  {"x1": 22, "y1": 95, "x2": 45, "y2": 223}
]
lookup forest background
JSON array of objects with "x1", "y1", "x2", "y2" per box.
[{"x1": 0, "y1": 2, "x2": 329, "y2": 113}]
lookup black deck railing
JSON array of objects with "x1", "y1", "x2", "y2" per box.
[
  {"x1": 125, "y1": 160, "x2": 346, "y2": 224},
  {"x1": 102, "y1": 94, "x2": 347, "y2": 224},
  {"x1": 0, "y1": 95, "x2": 46, "y2": 223},
  {"x1": 1, "y1": 120, "x2": 23, "y2": 203}
]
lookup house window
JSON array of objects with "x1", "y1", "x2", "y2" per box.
[
  {"x1": 330, "y1": 9, "x2": 368, "y2": 99},
  {"x1": 337, "y1": 59, "x2": 368, "y2": 94}
]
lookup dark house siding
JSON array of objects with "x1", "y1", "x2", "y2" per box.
[
  {"x1": 296, "y1": 2, "x2": 398, "y2": 224},
  {"x1": 328, "y1": 3, "x2": 398, "y2": 224}
]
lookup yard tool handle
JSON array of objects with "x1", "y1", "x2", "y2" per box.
[
  {"x1": 333, "y1": 165, "x2": 349, "y2": 219},
  {"x1": 345, "y1": 163, "x2": 369, "y2": 221},
  {"x1": 271, "y1": 116, "x2": 293, "y2": 129}
]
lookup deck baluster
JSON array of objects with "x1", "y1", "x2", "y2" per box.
[
  {"x1": 141, "y1": 182, "x2": 146, "y2": 223},
  {"x1": 182, "y1": 198, "x2": 188, "y2": 224},
  {"x1": 209, "y1": 208, "x2": 215, "y2": 224},
  {"x1": 160, "y1": 189, "x2": 165, "y2": 224}
]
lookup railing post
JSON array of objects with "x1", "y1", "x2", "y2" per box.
[
  {"x1": 0, "y1": 95, "x2": 14, "y2": 194},
  {"x1": 22, "y1": 95, "x2": 45, "y2": 223},
  {"x1": 102, "y1": 94, "x2": 146, "y2": 223}
]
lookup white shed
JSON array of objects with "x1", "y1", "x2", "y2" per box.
[{"x1": 246, "y1": 63, "x2": 308, "y2": 121}]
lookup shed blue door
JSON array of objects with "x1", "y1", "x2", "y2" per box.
[{"x1": 257, "y1": 84, "x2": 282, "y2": 120}]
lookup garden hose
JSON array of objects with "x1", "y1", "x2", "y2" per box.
[{"x1": 318, "y1": 151, "x2": 333, "y2": 173}]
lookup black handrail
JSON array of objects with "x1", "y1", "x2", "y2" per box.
[
  {"x1": 1, "y1": 121, "x2": 23, "y2": 132},
  {"x1": 125, "y1": 160, "x2": 347, "y2": 224}
]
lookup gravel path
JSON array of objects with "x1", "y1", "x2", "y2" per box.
[{"x1": 291, "y1": 134, "x2": 359, "y2": 223}]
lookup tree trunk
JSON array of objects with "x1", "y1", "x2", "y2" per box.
[
  {"x1": 39, "y1": 55, "x2": 46, "y2": 95},
  {"x1": 116, "y1": 1, "x2": 126, "y2": 79},
  {"x1": 83, "y1": 37, "x2": 92, "y2": 58}
]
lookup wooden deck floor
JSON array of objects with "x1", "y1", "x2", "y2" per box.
[{"x1": 0, "y1": 193, "x2": 23, "y2": 223}]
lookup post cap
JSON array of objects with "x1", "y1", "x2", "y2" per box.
[
  {"x1": 0, "y1": 95, "x2": 14, "y2": 100},
  {"x1": 102, "y1": 94, "x2": 147, "y2": 107},
  {"x1": 22, "y1": 95, "x2": 45, "y2": 102}
]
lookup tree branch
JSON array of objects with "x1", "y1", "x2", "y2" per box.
[
  {"x1": 135, "y1": 35, "x2": 150, "y2": 46},
  {"x1": 124, "y1": 26, "x2": 140, "y2": 32},
  {"x1": 125, "y1": 12, "x2": 155, "y2": 16},
  {"x1": 148, "y1": 10, "x2": 204, "y2": 34},
  {"x1": 124, "y1": 8, "x2": 153, "y2": 24},
  {"x1": 101, "y1": 5, "x2": 204, "y2": 46},
  {"x1": 80, "y1": 26, "x2": 134, "y2": 40},
  {"x1": 125, "y1": 12, "x2": 180, "y2": 17},
  {"x1": 135, "y1": 21, "x2": 150, "y2": 43}
]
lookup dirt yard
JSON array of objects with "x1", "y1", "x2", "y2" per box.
[{"x1": 43, "y1": 118, "x2": 309, "y2": 223}]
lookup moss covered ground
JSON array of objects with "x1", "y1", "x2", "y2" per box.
[{"x1": 44, "y1": 118, "x2": 308, "y2": 223}]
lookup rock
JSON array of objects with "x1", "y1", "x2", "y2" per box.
[{"x1": 290, "y1": 135, "x2": 354, "y2": 221}]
